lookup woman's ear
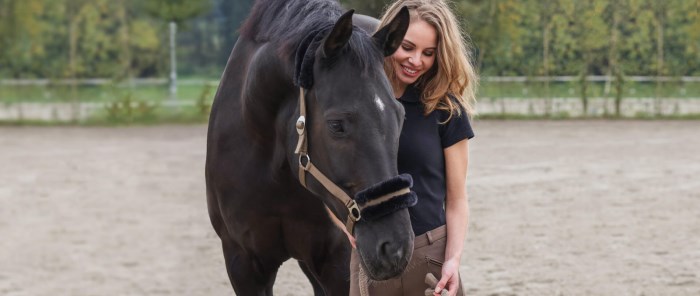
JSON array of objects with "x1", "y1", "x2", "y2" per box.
[{"x1": 373, "y1": 6, "x2": 409, "y2": 57}]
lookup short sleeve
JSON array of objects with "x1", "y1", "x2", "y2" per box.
[{"x1": 438, "y1": 107, "x2": 475, "y2": 148}]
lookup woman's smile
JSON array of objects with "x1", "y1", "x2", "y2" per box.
[{"x1": 401, "y1": 65, "x2": 420, "y2": 77}]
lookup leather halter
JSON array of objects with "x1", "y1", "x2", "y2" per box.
[
  {"x1": 294, "y1": 87, "x2": 362, "y2": 234},
  {"x1": 294, "y1": 88, "x2": 417, "y2": 235},
  {"x1": 295, "y1": 88, "x2": 362, "y2": 234}
]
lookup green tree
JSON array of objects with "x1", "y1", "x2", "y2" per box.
[
  {"x1": 552, "y1": 0, "x2": 608, "y2": 114},
  {"x1": 530, "y1": 0, "x2": 563, "y2": 115},
  {"x1": 340, "y1": 0, "x2": 386, "y2": 16},
  {"x1": 142, "y1": 0, "x2": 210, "y2": 101},
  {"x1": 0, "y1": 0, "x2": 47, "y2": 78},
  {"x1": 646, "y1": 0, "x2": 671, "y2": 114},
  {"x1": 216, "y1": 0, "x2": 253, "y2": 66},
  {"x1": 604, "y1": 0, "x2": 627, "y2": 116},
  {"x1": 459, "y1": 0, "x2": 531, "y2": 76}
]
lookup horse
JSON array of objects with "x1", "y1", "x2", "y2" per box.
[{"x1": 205, "y1": 0, "x2": 415, "y2": 294}]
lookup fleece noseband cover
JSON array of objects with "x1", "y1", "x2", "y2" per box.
[{"x1": 354, "y1": 174, "x2": 418, "y2": 221}]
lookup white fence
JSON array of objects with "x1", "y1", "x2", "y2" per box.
[
  {"x1": 1, "y1": 76, "x2": 699, "y2": 85},
  {"x1": 1, "y1": 98, "x2": 698, "y2": 121},
  {"x1": 1, "y1": 77, "x2": 699, "y2": 121},
  {"x1": 0, "y1": 78, "x2": 217, "y2": 86},
  {"x1": 0, "y1": 101, "x2": 196, "y2": 122},
  {"x1": 481, "y1": 76, "x2": 700, "y2": 82},
  {"x1": 477, "y1": 97, "x2": 700, "y2": 117}
]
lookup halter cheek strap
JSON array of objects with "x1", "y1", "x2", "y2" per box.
[{"x1": 295, "y1": 88, "x2": 361, "y2": 233}]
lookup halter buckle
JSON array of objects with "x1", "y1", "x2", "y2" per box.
[
  {"x1": 347, "y1": 200, "x2": 361, "y2": 222},
  {"x1": 296, "y1": 116, "x2": 306, "y2": 135}
]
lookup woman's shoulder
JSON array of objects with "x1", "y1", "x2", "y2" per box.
[
  {"x1": 437, "y1": 92, "x2": 474, "y2": 146},
  {"x1": 437, "y1": 93, "x2": 466, "y2": 118}
]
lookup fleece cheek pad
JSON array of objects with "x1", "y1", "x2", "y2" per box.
[
  {"x1": 294, "y1": 24, "x2": 333, "y2": 89},
  {"x1": 354, "y1": 174, "x2": 418, "y2": 221}
]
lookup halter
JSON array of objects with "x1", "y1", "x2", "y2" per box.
[
  {"x1": 294, "y1": 88, "x2": 362, "y2": 233},
  {"x1": 294, "y1": 87, "x2": 416, "y2": 235}
]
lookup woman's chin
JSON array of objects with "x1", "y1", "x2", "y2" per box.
[{"x1": 398, "y1": 76, "x2": 418, "y2": 86}]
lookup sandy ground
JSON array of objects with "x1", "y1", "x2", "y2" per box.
[{"x1": 1, "y1": 121, "x2": 698, "y2": 296}]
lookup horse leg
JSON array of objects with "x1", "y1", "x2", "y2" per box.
[
  {"x1": 302, "y1": 241, "x2": 351, "y2": 295},
  {"x1": 222, "y1": 241, "x2": 279, "y2": 296},
  {"x1": 298, "y1": 260, "x2": 326, "y2": 296}
]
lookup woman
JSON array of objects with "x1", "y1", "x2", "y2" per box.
[{"x1": 350, "y1": 0, "x2": 477, "y2": 295}]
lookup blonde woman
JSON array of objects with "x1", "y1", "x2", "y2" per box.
[{"x1": 350, "y1": 0, "x2": 477, "y2": 295}]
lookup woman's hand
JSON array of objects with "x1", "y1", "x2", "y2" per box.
[
  {"x1": 434, "y1": 258, "x2": 461, "y2": 296},
  {"x1": 438, "y1": 139, "x2": 470, "y2": 295}
]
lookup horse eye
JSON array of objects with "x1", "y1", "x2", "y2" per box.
[{"x1": 327, "y1": 120, "x2": 345, "y2": 134}]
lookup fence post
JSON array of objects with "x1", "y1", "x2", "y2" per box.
[{"x1": 169, "y1": 21, "x2": 178, "y2": 109}]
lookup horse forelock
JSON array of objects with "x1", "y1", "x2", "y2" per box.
[
  {"x1": 296, "y1": 26, "x2": 382, "y2": 89},
  {"x1": 344, "y1": 31, "x2": 385, "y2": 79}
]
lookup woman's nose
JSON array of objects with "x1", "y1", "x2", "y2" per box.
[{"x1": 408, "y1": 54, "x2": 421, "y2": 66}]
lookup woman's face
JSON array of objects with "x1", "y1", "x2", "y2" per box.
[{"x1": 391, "y1": 18, "x2": 437, "y2": 91}]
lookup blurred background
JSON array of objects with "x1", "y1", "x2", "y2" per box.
[
  {"x1": 2, "y1": 2, "x2": 699, "y2": 295},
  {"x1": 0, "y1": 0, "x2": 698, "y2": 123}
]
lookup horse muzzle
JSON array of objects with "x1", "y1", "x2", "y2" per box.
[{"x1": 354, "y1": 174, "x2": 417, "y2": 280}]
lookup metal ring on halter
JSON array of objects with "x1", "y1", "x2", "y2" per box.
[
  {"x1": 299, "y1": 153, "x2": 311, "y2": 170},
  {"x1": 347, "y1": 200, "x2": 361, "y2": 222}
]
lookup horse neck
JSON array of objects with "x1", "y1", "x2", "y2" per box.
[
  {"x1": 238, "y1": 39, "x2": 298, "y2": 145},
  {"x1": 207, "y1": 38, "x2": 296, "y2": 178}
]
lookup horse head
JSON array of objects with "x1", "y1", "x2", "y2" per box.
[{"x1": 283, "y1": 7, "x2": 415, "y2": 280}]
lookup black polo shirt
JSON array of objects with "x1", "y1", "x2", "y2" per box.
[{"x1": 397, "y1": 85, "x2": 475, "y2": 236}]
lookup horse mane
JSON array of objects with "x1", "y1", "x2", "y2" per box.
[
  {"x1": 240, "y1": 0, "x2": 340, "y2": 44},
  {"x1": 240, "y1": 0, "x2": 382, "y2": 77}
]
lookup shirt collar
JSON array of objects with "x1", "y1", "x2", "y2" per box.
[{"x1": 397, "y1": 84, "x2": 421, "y2": 103}]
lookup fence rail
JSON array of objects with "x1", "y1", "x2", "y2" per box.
[
  {"x1": 1, "y1": 97, "x2": 699, "y2": 122},
  {"x1": 2, "y1": 76, "x2": 700, "y2": 86},
  {"x1": 1, "y1": 77, "x2": 699, "y2": 122},
  {"x1": 483, "y1": 76, "x2": 700, "y2": 82},
  {"x1": 0, "y1": 78, "x2": 219, "y2": 86}
]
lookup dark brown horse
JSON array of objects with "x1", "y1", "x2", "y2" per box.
[{"x1": 205, "y1": 0, "x2": 414, "y2": 294}]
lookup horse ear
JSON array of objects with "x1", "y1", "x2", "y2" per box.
[
  {"x1": 373, "y1": 6, "x2": 409, "y2": 57},
  {"x1": 323, "y1": 9, "x2": 355, "y2": 58}
]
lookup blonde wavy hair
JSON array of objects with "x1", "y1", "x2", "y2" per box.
[{"x1": 378, "y1": 0, "x2": 478, "y2": 119}]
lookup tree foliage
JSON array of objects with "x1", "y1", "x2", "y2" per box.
[
  {"x1": 141, "y1": 0, "x2": 211, "y2": 24},
  {"x1": 1, "y1": 0, "x2": 699, "y2": 78}
]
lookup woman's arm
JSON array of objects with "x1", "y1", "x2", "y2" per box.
[{"x1": 435, "y1": 139, "x2": 470, "y2": 296}]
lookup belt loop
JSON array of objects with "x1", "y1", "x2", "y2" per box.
[{"x1": 426, "y1": 230, "x2": 434, "y2": 245}]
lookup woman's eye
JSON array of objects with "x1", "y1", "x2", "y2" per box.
[
  {"x1": 402, "y1": 45, "x2": 413, "y2": 51},
  {"x1": 424, "y1": 51, "x2": 434, "y2": 57},
  {"x1": 327, "y1": 120, "x2": 345, "y2": 134}
]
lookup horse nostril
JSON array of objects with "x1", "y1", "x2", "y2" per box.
[{"x1": 379, "y1": 241, "x2": 403, "y2": 261}]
